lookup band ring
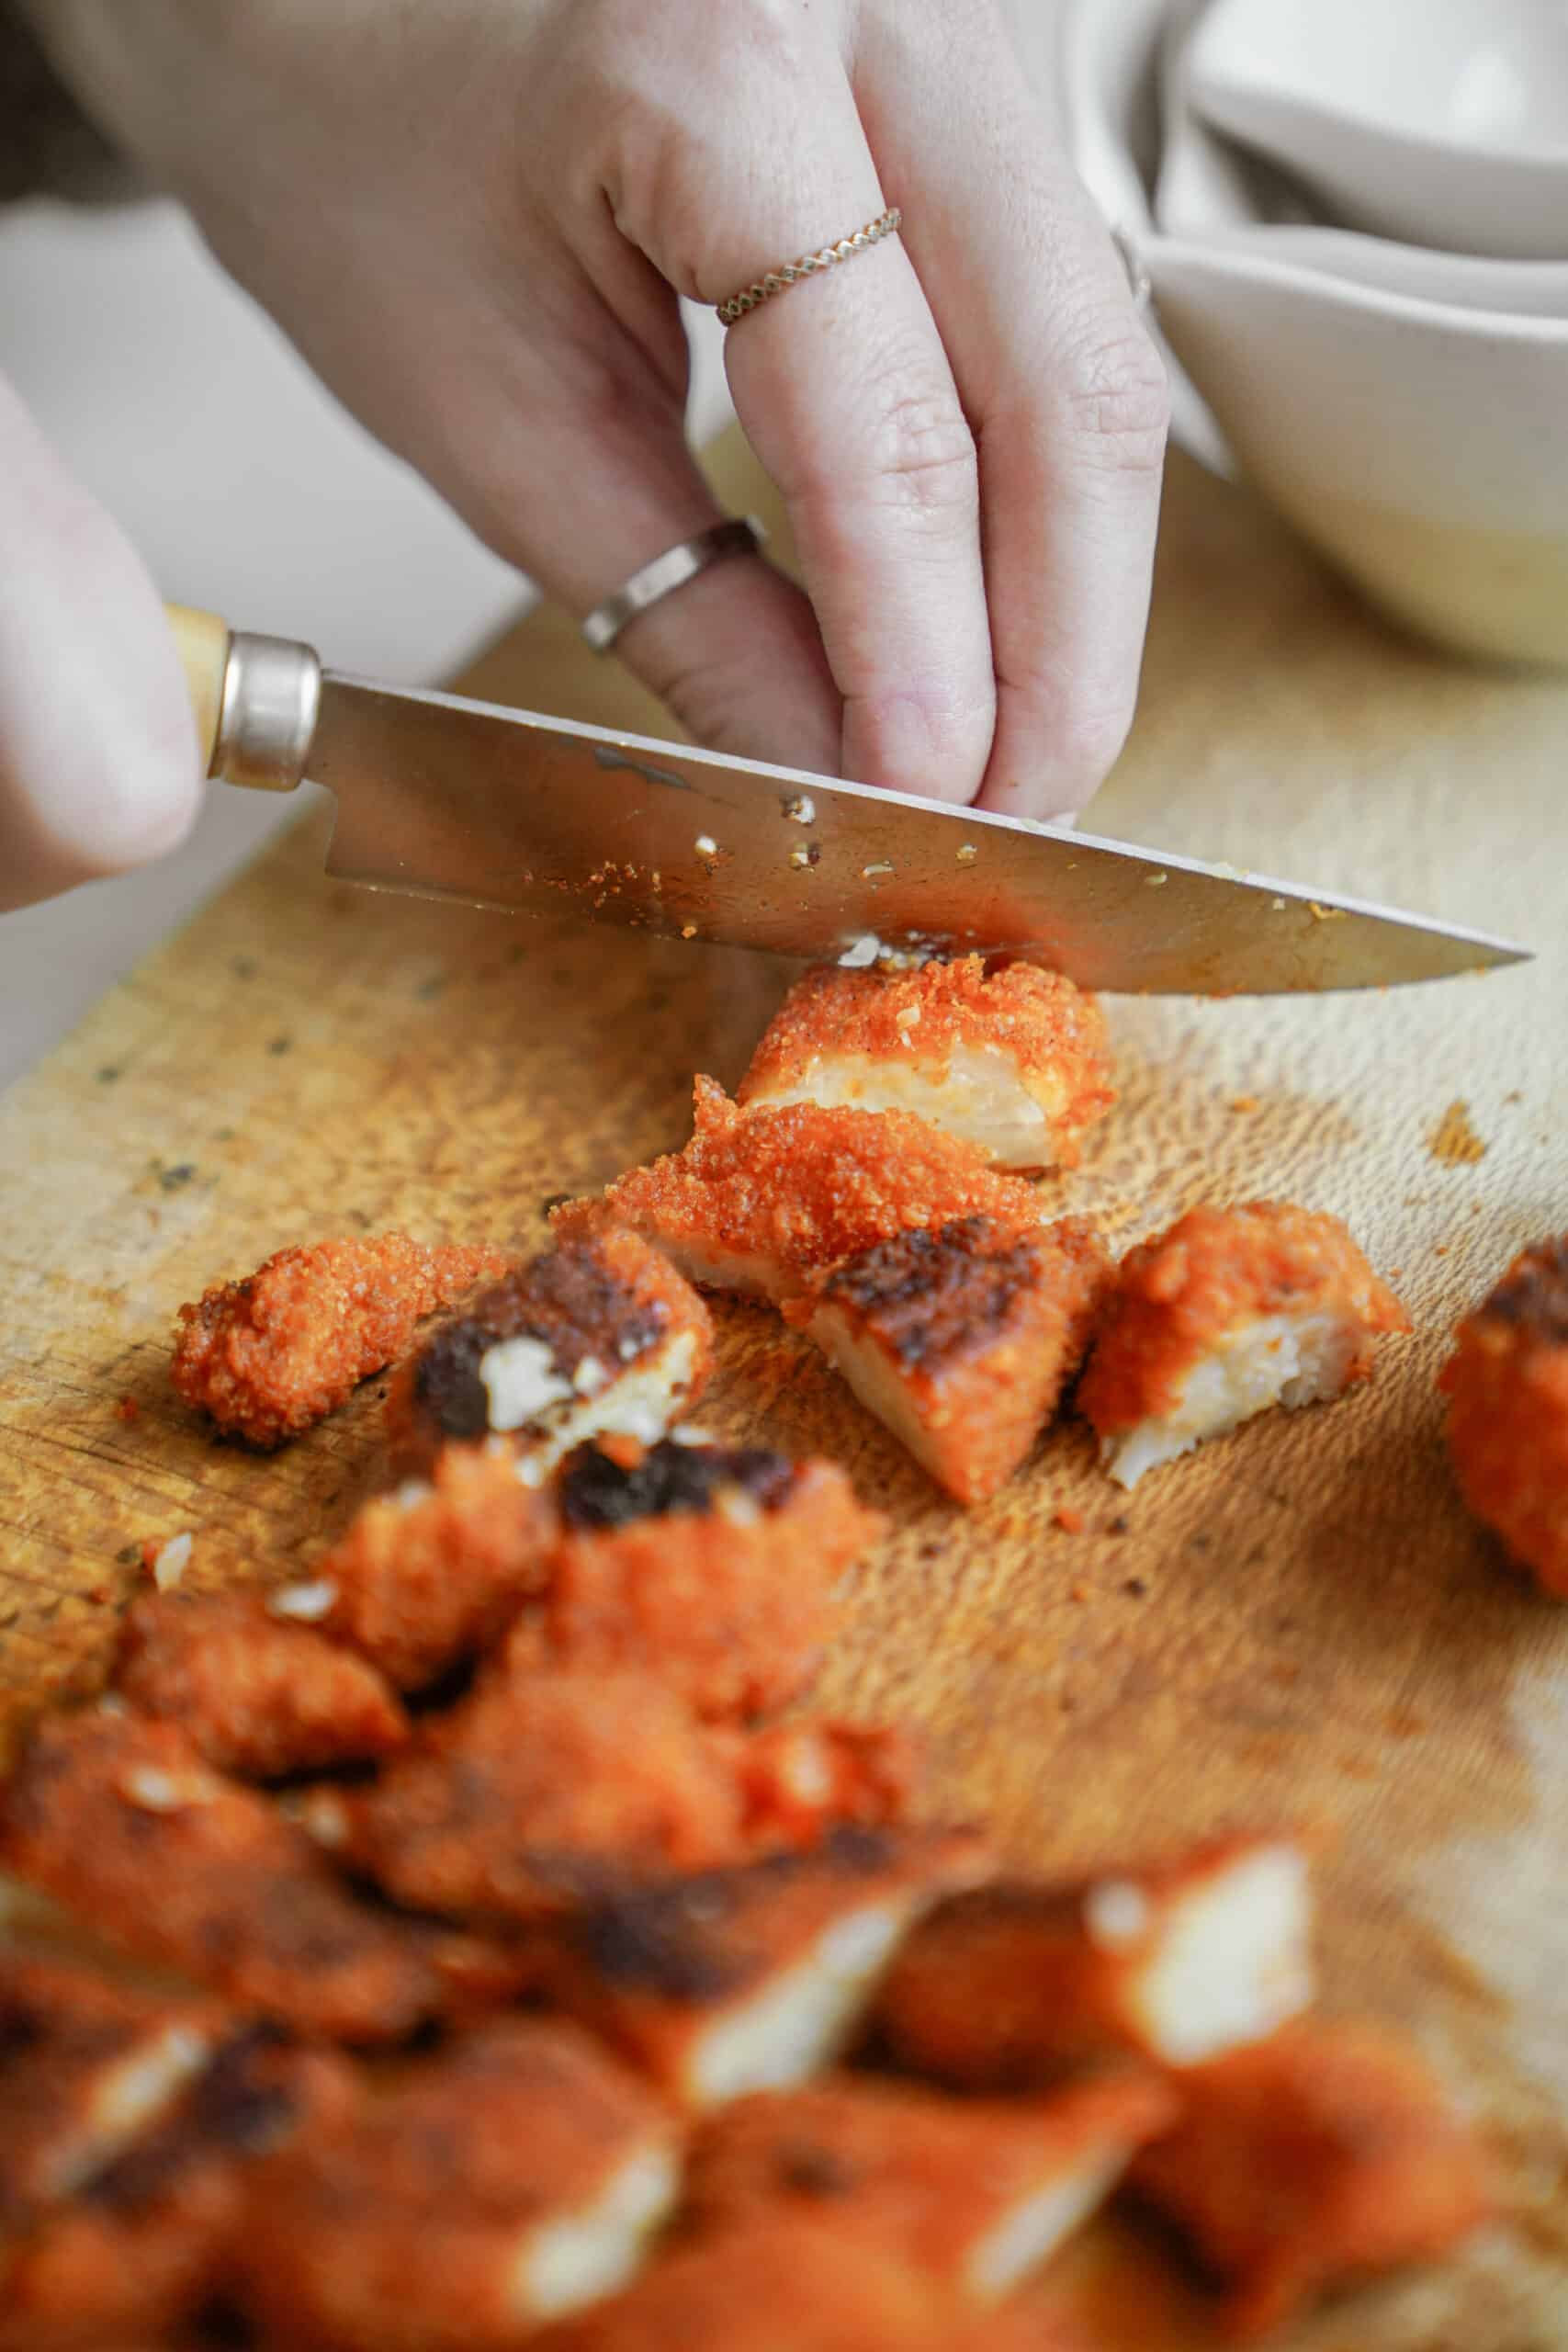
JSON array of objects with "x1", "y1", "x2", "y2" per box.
[
  {"x1": 716, "y1": 207, "x2": 902, "y2": 327},
  {"x1": 581, "y1": 516, "x2": 767, "y2": 654}
]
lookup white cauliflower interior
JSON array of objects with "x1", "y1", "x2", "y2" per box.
[
  {"x1": 1104, "y1": 1312, "x2": 1364, "y2": 1489},
  {"x1": 514, "y1": 2141, "x2": 680, "y2": 2320},
  {"x1": 1122, "y1": 1841, "x2": 1314, "y2": 2067},
  {"x1": 749, "y1": 1046, "x2": 1061, "y2": 1170},
  {"x1": 685, "y1": 1896, "x2": 922, "y2": 2109}
]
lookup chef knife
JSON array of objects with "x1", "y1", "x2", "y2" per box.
[{"x1": 168, "y1": 605, "x2": 1527, "y2": 997}]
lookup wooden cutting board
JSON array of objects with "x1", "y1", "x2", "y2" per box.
[{"x1": 1, "y1": 428, "x2": 1564, "y2": 2346}]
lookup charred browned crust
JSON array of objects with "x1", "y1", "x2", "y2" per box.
[
  {"x1": 558, "y1": 1439, "x2": 801, "y2": 1530},
  {"x1": 1476, "y1": 1235, "x2": 1568, "y2": 1342},
  {"x1": 0, "y1": 1713, "x2": 440, "y2": 2044},
  {"x1": 521, "y1": 1451, "x2": 871, "y2": 1723},
  {"x1": 817, "y1": 1218, "x2": 1054, "y2": 1370},
  {"x1": 392, "y1": 1227, "x2": 712, "y2": 1457}
]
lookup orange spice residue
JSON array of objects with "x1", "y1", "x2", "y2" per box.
[
  {"x1": 115, "y1": 1395, "x2": 141, "y2": 1424},
  {"x1": 1055, "y1": 1505, "x2": 1086, "y2": 1534},
  {"x1": 1229, "y1": 1096, "x2": 1259, "y2": 1115},
  {"x1": 1428, "y1": 1101, "x2": 1487, "y2": 1168}
]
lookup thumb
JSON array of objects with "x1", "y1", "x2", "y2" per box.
[{"x1": 0, "y1": 372, "x2": 202, "y2": 913}]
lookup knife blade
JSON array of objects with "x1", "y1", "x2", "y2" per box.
[{"x1": 169, "y1": 607, "x2": 1529, "y2": 996}]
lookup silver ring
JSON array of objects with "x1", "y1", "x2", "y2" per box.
[{"x1": 581, "y1": 517, "x2": 767, "y2": 653}]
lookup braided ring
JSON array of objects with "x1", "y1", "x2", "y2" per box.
[{"x1": 716, "y1": 208, "x2": 902, "y2": 326}]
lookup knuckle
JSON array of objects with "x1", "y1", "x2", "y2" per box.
[
  {"x1": 853, "y1": 370, "x2": 980, "y2": 532},
  {"x1": 1058, "y1": 320, "x2": 1171, "y2": 477}
]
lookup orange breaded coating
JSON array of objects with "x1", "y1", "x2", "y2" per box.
[
  {"x1": 874, "y1": 1834, "x2": 1314, "y2": 2086},
  {"x1": 789, "y1": 1216, "x2": 1111, "y2": 1504},
  {"x1": 337, "y1": 1665, "x2": 747, "y2": 1921},
  {"x1": 1077, "y1": 1202, "x2": 1408, "y2": 1485},
  {"x1": 534, "y1": 2220, "x2": 949, "y2": 2352},
  {"x1": 534, "y1": 2219, "x2": 1069, "y2": 2352},
  {"x1": 0, "y1": 2021, "x2": 355, "y2": 2352},
  {"x1": 0, "y1": 1956, "x2": 218, "y2": 2235},
  {"x1": 171, "y1": 1232, "x2": 507, "y2": 1447},
  {"x1": 738, "y1": 956, "x2": 1116, "y2": 1171},
  {"x1": 387, "y1": 1226, "x2": 713, "y2": 1474},
  {"x1": 1440, "y1": 1235, "x2": 1568, "y2": 1597},
  {"x1": 309, "y1": 1442, "x2": 558, "y2": 1690},
  {"x1": 731, "y1": 1718, "x2": 919, "y2": 1847},
  {"x1": 0, "y1": 1713, "x2": 439, "y2": 2044},
  {"x1": 557, "y1": 1079, "x2": 1040, "y2": 1304},
  {"x1": 508, "y1": 1438, "x2": 878, "y2": 1721},
  {"x1": 1130, "y1": 2018, "x2": 1493, "y2": 2339},
  {"x1": 243, "y1": 2022, "x2": 679, "y2": 2347},
  {"x1": 685, "y1": 2073, "x2": 1177, "y2": 2301},
  {"x1": 113, "y1": 1590, "x2": 408, "y2": 1778},
  {"x1": 536, "y1": 1826, "x2": 989, "y2": 2108}
]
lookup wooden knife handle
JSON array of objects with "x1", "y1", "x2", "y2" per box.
[
  {"x1": 164, "y1": 602, "x2": 321, "y2": 792},
  {"x1": 166, "y1": 602, "x2": 230, "y2": 775}
]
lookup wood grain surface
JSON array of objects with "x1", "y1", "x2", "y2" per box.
[{"x1": 1, "y1": 429, "x2": 1565, "y2": 2346}]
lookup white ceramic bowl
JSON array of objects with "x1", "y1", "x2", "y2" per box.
[
  {"x1": 1066, "y1": 0, "x2": 1568, "y2": 667},
  {"x1": 1188, "y1": 0, "x2": 1568, "y2": 261}
]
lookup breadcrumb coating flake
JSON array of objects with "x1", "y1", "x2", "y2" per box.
[
  {"x1": 730, "y1": 1719, "x2": 919, "y2": 1849},
  {"x1": 874, "y1": 1832, "x2": 1315, "y2": 2086},
  {"x1": 685, "y1": 2071, "x2": 1177, "y2": 2302},
  {"x1": 1440, "y1": 1234, "x2": 1568, "y2": 1597},
  {"x1": 1077, "y1": 1202, "x2": 1408, "y2": 1487},
  {"x1": 1129, "y1": 2017, "x2": 1494, "y2": 2340},
  {"x1": 243, "y1": 2021, "x2": 679, "y2": 2349},
  {"x1": 338, "y1": 1666, "x2": 748, "y2": 1923},
  {"x1": 387, "y1": 1225, "x2": 714, "y2": 1474},
  {"x1": 558, "y1": 1080, "x2": 1042, "y2": 1304},
  {"x1": 513, "y1": 1441, "x2": 879, "y2": 1721},
  {"x1": 171, "y1": 1233, "x2": 508, "y2": 1448},
  {"x1": 537, "y1": 1825, "x2": 990, "y2": 2108},
  {"x1": 738, "y1": 956, "x2": 1116, "y2": 1172},
  {"x1": 113, "y1": 1590, "x2": 409, "y2": 1779},
  {"x1": 0, "y1": 2021, "x2": 355, "y2": 2352},
  {"x1": 310, "y1": 1441, "x2": 558, "y2": 1690},
  {"x1": 791, "y1": 1216, "x2": 1111, "y2": 1504},
  {"x1": 0, "y1": 1713, "x2": 440, "y2": 2045}
]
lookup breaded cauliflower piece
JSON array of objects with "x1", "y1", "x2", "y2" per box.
[
  {"x1": 332, "y1": 1666, "x2": 747, "y2": 1922},
  {"x1": 1440, "y1": 1234, "x2": 1568, "y2": 1597},
  {"x1": 511, "y1": 1438, "x2": 878, "y2": 1720},
  {"x1": 0, "y1": 1713, "x2": 439, "y2": 2044},
  {"x1": 1077, "y1": 1203, "x2": 1408, "y2": 1489},
  {"x1": 388, "y1": 1226, "x2": 713, "y2": 1476},
  {"x1": 739, "y1": 956, "x2": 1115, "y2": 1172},
  {"x1": 1129, "y1": 2018, "x2": 1493, "y2": 2339},
  {"x1": 171, "y1": 1233, "x2": 506, "y2": 1447},
  {"x1": 535, "y1": 1826, "x2": 989, "y2": 2109},
  {"x1": 243, "y1": 2022, "x2": 679, "y2": 2347},
  {"x1": 114, "y1": 1590, "x2": 408, "y2": 1779},
  {"x1": 308, "y1": 1442, "x2": 558, "y2": 1690},
  {"x1": 0, "y1": 2021, "x2": 354, "y2": 2352},
  {"x1": 685, "y1": 2072, "x2": 1176, "y2": 2303},
  {"x1": 788, "y1": 1216, "x2": 1110, "y2": 1503},
  {"x1": 556, "y1": 1080, "x2": 1041, "y2": 1305},
  {"x1": 874, "y1": 1833, "x2": 1314, "y2": 2086},
  {"x1": 0, "y1": 1956, "x2": 217, "y2": 2234},
  {"x1": 731, "y1": 1719, "x2": 919, "y2": 1849}
]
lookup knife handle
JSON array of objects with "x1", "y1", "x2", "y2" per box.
[{"x1": 164, "y1": 603, "x2": 321, "y2": 792}]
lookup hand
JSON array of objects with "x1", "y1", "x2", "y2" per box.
[
  {"x1": 0, "y1": 370, "x2": 201, "y2": 911},
  {"x1": 35, "y1": 0, "x2": 1167, "y2": 823}
]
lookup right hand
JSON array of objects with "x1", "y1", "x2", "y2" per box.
[{"x1": 0, "y1": 370, "x2": 202, "y2": 912}]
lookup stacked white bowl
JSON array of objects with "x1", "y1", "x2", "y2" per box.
[{"x1": 1065, "y1": 0, "x2": 1568, "y2": 665}]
